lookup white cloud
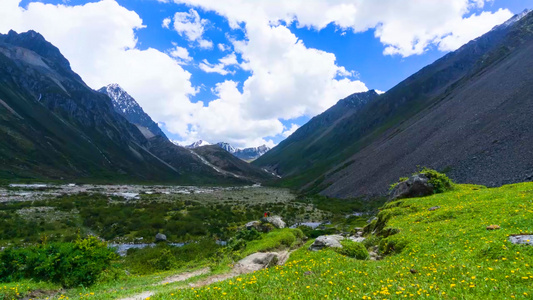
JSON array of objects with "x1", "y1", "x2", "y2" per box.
[
  {"x1": 170, "y1": 8, "x2": 214, "y2": 49},
  {"x1": 171, "y1": 0, "x2": 512, "y2": 57},
  {"x1": 199, "y1": 53, "x2": 238, "y2": 75},
  {"x1": 282, "y1": 123, "x2": 300, "y2": 138},
  {"x1": 162, "y1": 17, "x2": 171, "y2": 28},
  {"x1": 168, "y1": 43, "x2": 192, "y2": 63},
  {"x1": 218, "y1": 43, "x2": 230, "y2": 51},
  {"x1": 197, "y1": 38, "x2": 213, "y2": 49}
]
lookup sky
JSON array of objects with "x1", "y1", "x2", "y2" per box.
[{"x1": 0, "y1": 0, "x2": 531, "y2": 148}]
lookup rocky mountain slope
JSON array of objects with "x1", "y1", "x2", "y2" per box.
[
  {"x1": 233, "y1": 145, "x2": 271, "y2": 161},
  {"x1": 187, "y1": 141, "x2": 271, "y2": 161},
  {"x1": 98, "y1": 83, "x2": 166, "y2": 139},
  {"x1": 254, "y1": 90, "x2": 379, "y2": 178},
  {"x1": 254, "y1": 10, "x2": 533, "y2": 198},
  {"x1": 0, "y1": 30, "x2": 266, "y2": 184},
  {"x1": 191, "y1": 145, "x2": 273, "y2": 182}
]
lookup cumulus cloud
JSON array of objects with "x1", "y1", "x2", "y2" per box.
[
  {"x1": 162, "y1": 17, "x2": 171, "y2": 28},
  {"x1": 168, "y1": 43, "x2": 192, "y2": 63},
  {"x1": 171, "y1": 8, "x2": 213, "y2": 49},
  {"x1": 171, "y1": 0, "x2": 513, "y2": 57},
  {"x1": 282, "y1": 123, "x2": 300, "y2": 138},
  {"x1": 199, "y1": 53, "x2": 238, "y2": 75}
]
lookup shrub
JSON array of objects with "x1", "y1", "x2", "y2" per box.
[
  {"x1": 0, "y1": 236, "x2": 117, "y2": 288},
  {"x1": 124, "y1": 239, "x2": 221, "y2": 275},
  {"x1": 334, "y1": 240, "x2": 369, "y2": 260},
  {"x1": 235, "y1": 228, "x2": 261, "y2": 241},
  {"x1": 419, "y1": 168, "x2": 453, "y2": 193}
]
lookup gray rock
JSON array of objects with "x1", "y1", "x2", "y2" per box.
[
  {"x1": 262, "y1": 216, "x2": 286, "y2": 229},
  {"x1": 508, "y1": 235, "x2": 533, "y2": 246},
  {"x1": 245, "y1": 221, "x2": 261, "y2": 230},
  {"x1": 389, "y1": 174, "x2": 434, "y2": 200},
  {"x1": 235, "y1": 252, "x2": 279, "y2": 273},
  {"x1": 428, "y1": 206, "x2": 441, "y2": 211},
  {"x1": 308, "y1": 235, "x2": 345, "y2": 251},
  {"x1": 348, "y1": 236, "x2": 366, "y2": 243},
  {"x1": 155, "y1": 233, "x2": 167, "y2": 243}
]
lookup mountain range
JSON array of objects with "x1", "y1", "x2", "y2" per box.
[
  {"x1": 254, "y1": 9, "x2": 533, "y2": 198},
  {"x1": 185, "y1": 141, "x2": 271, "y2": 162},
  {"x1": 0, "y1": 30, "x2": 272, "y2": 184}
]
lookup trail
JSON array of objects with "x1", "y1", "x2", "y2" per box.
[{"x1": 117, "y1": 249, "x2": 295, "y2": 299}]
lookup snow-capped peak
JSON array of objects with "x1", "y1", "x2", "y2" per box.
[
  {"x1": 493, "y1": 9, "x2": 532, "y2": 31},
  {"x1": 217, "y1": 142, "x2": 236, "y2": 153},
  {"x1": 186, "y1": 140, "x2": 211, "y2": 148}
]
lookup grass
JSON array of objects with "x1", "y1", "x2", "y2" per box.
[
  {"x1": 151, "y1": 183, "x2": 533, "y2": 299},
  {"x1": 239, "y1": 229, "x2": 304, "y2": 258}
]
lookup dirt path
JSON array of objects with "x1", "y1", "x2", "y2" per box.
[
  {"x1": 118, "y1": 267, "x2": 210, "y2": 300},
  {"x1": 118, "y1": 249, "x2": 297, "y2": 299}
]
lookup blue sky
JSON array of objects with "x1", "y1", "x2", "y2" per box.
[{"x1": 6, "y1": 0, "x2": 532, "y2": 148}]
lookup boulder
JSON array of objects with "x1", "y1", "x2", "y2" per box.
[
  {"x1": 245, "y1": 221, "x2": 261, "y2": 230},
  {"x1": 428, "y1": 206, "x2": 441, "y2": 211},
  {"x1": 348, "y1": 236, "x2": 366, "y2": 243},
  {"x1": 308, "y1": 235, "x2": 344, "y2": 251},
  {"x1": 262, "y1": 216, "x2": 286, "y2": 229},
  {"x1": 234, "y1": 252, "x2": 279, "y2": 273},
  {"x1": 508, "y1": 234, "x2": 533, "y2": 246},
  {"x1": 389, "y1": 174, "x2": 434, "y2": 200},
  {"x1": 155, "y1": 233, "x2": 167, "y2": 243}
]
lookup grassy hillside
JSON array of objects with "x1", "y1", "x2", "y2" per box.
[{"x1": 158, "y1": 183, "x2": 533, "y2": 299}]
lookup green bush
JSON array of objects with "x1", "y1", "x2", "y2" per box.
[
  {"x1": 0, "y1": 236, "x2": 117, "y2": 288},
  {"x1": 124, "y1": 239, "x2": 221, "y2": 275},
  {"x1": 235, "y1": 228, "x2": 261, "y2": 241},
  {"x1": 389, "y1": 168, "x2": 453, "y2": 194},
  {"x1": 334, "y1": 240, "x2": 369, "y2": 260},
  {"x1": 419, "y1": 168, "x2": 453, "y2": 193}
]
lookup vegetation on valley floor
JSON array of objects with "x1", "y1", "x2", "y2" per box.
[{"x1": 1, "y1": 177, "x2": 532, "y2": 299}]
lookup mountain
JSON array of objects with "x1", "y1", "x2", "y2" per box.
[
  {"x1": 217, "y1": 142, "x2": 236, "y2": 153},
  {"x1": 186, "y1": 140, "x2": 211, "y2": 149},
  {"x1": 98, "y1": 83, "x2": 166, "y2": 139},
  {"x1": 254, "y1": 10, "x2": 533, "y2": 198},
  {"x1": 215, "y1": 142, "x2": 270, "y2": 161},
  {"x1": 233, "y1": 145, "x2": 271, "y2": 161},
  {"x1": 191, "y1": 145, "x2": 273, "y2": 182},
  {"x1": 0, "y1": 30, "x2": 263, "y2": 184},
  {"x1": 254, "y1": 90, "x2": 379, "y2": 178}
]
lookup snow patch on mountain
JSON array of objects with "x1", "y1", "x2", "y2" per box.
[{"x1": 186, "y1": 140, "x2": 212, "y2": 148}]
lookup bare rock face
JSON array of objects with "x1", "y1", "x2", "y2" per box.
[
  {"x1": 308, "y1": 235, "x2": 345, "y2": 251},
  {"x1": 389, "y1": 174, "x2": 434, "y2": 201},
  {"x1": 235, "y1": 252, "x2": 279, "y2": 273}
]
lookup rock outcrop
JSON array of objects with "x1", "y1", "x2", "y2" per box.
[
  {"x1": 262, "y1": 216, "x2": 286, "y2": 229},
  {"x1": 389, "y1": 174, "x2": 435, "y2": 200},
  {"x1": 308, "y1": 235, "x2": 344, "y2": 251},
  {"x1": 234, "y1": 252, "x2": 280, "y2": 273}
]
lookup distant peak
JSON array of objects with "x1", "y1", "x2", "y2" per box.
[
  {"x1": 493, "y1": 8, "x2": 532, "y2": 30},
  {"x1": 186, "y1": 140, "x2": 211, "y2": 148}
]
